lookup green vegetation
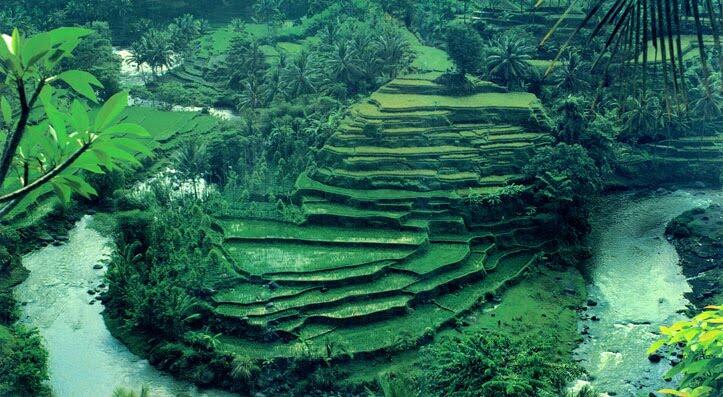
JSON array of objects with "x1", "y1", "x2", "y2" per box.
[
  {"x1": 649, "y1": 305, "x2": 723, "y2": 397},
  {"x1": 0, "y1": 28, "x2": 152, "y2": 219},
  {"x1": 0, "y1": 325, "x2": 49, "y2": 396},
  {"x1": 420, "y1": 331, "x2": 582, "y2": 396},
  {"x1": 1, "y1": 1, "x2": 722, "y2": 396},
  {"x1": 446, "y1": 23, "x2": 483, "y2": 76}
]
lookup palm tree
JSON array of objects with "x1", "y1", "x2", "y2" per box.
[
  {"x1": 324, "y1": 40, "x2": 361, "y2": 88},
  {"x1": 619, "y1": 92, "x2": 664, "y2": 142},
  {"x1": 172, "y1": 141, "x2": 209, "y2": 200},
  {"x1": 689, "y1": 69, "x2": 723, "y2": 119},
  {"x1": 168, "y1": 14, "x2": 201, "y2": 54},
  {"x1": 554, "y1": 51, "x2": 590, "y2": 92},
  {"x1": 374, "y1": 27, "x2": 412, "y2": 79},
  {"x1": 485, "y1": 36, "x2": 534, "y2": 90},
  {"x1": 263, "y1": 64, "x2": 284, "y2": 104},
  {"x1": 230, "y1": 355, "x2": 259, "y2": 385},
  {"x1": 230, "y1": 18, "x2": 247, "y2": 33},
  {"x1": 283, "y1": 51, "x2": 321, "y2": 98},
  {"x1": 132, "y1": 29, "x2": 174, "y2": 77},
  {"x1": 540, "y1": 0, "x2": 723, "y2": 102},
  {"x1": 236, "y1": 79, "x2": 265, "y2": 111},
  {"x1": 253, "y1": 0, "x2": 283, "y2": 34}
]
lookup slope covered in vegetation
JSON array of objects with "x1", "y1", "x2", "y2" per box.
[{"x1": 209, "y1": 72, "x2": 561, "y2": 363}]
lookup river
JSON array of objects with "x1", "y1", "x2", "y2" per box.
[
  {"x1": 577, "y1": 189, "x2": 723, "y2": 396},
  {"x1": 15, "y1": 216, "x2": 234, "y2": 397}
]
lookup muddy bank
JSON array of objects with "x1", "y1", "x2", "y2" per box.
[{"x1": 665, "y1": 204, "x2": 723, "y2": 309}]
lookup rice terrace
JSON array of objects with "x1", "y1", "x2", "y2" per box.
[{"x1": 0, "y1": 1, "x2": 722, "y2": 397}]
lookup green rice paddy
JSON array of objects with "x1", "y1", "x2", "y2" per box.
[{"x1": 210, "y1": 72, "x2": 564, "y2": 363}]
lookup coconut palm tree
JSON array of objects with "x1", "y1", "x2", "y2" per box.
[
  {"x1": 554, "y1": 51, "x2": 591, "y2": 92},
  {"x1": 131, "y1": 29, "x2": 174, "y2": 77},
  {"x1": 619, "y1": 92, "x2": 664, "y2": 142},
  {"x1": 689, "y1": 69, "x2": 723, "y2": 119},
  {"x1": 253, "y1": 0, "x2": 283, "y2": 34},
  {"x1": 168, "y1": 13, "x2": 202, "y2": 54},
  {"x1": 485, "y1": 36, "x2": 534, "y2": 90},
  {"x1": 324, "y1": 40, "x2": 362, "y2": 89},
  {"x1": 540, "y1": 0, "x2": 723, "y2": 102},
  {"x1": 374, "y1": 27, "x2": 412, "y2": 79},
  {"x1": 172, "y1": 141, "x2": 209, "y2": 200},
  {"x1": 283, "y1": 51, "x2": 321, "y2": 98},
  {"x1": 236, "y1": 79, "x2": 265, "y2": 111}
]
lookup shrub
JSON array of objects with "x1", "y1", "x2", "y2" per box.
[
  {"x1": 445, "y1": 23, "x2": 483, "y2": 76},
  {"x1": 525, "y1": 143, "x2": 602, "y2": 200},
  {"x1": 420, "y1": 331, "x2": 582, "y2": 397},
  {"x1": 0, "y1": 292, "x2": 18, "y2": 324},
  {"x1": 0, "y1": 326, "x2": 49, "y2": 396}
]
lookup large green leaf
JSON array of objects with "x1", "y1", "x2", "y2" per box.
[
  {"x1": 104, "y1": 123, "x2": 151, "y2": 138},
  {"x1": 21, "y1": 32, "x2": 51, "y2": 69},
  {"x1": 56, "y1": 70, "x2": 103, "y2": 102},
  {"x1": 51, "y1": 180, "x2": 71, "y2": 203},
  {"x1": 70, "y1": 100, "x2": 90, "y2": 133},
  {"x1": 0, "y1": 96, "x2": 11, "y2": 125},
  {"x1": 94, "y1": 91, "x2": 128, "y2": 131},
  {"x1": 74, "y1": 151, "x2": 104, "y2": 174}
]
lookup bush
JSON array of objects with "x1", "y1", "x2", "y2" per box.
[
  {"x1": 0, "y1": 326, "x2": 49, "y2": 396},
  {"x1": 420, "y1": 331, "x2": 582, "y2": 397},
  {"x1": 524, "y1": 143, "x2": 602, "y2": 200},
  {"x1": 156, "y1": 82, "x2": 196, "y2": 107},
  {"x1": 445, "y1": 23, "x2": 483, "y2": 76},
  {"x1": 0, "y1": 292, "x2": 18, "y2": 324}
]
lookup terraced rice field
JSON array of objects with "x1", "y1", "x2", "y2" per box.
[
  {"x1": 118, "y1": 107, "x2": 219, "y2": 148},
  {"x1": 210, "y1": 73, "x2": 561, "y2": 363},
  {"x1": 622, "y1": 128, "x2": 723, "y2": 185}
]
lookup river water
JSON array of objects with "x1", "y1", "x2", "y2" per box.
[
  {"x1": 15, "y1": 216, "x2": 234, "y2": 397},
  {"x1": 577, "y1": 189, "x2": 723, "y2": 396}
]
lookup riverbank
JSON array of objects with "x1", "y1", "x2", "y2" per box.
[
  {"x1": 576, "y1": 189, "x2": 723, "y2": 396},
  {"x1": 666, "y1": 204, "x2": 723, "y2": 309},
  {"x1": 15, "y1": 216, "x2": 234, "y2": 397}
]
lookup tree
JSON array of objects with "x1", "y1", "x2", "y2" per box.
[
  {"x1": 541, "y1": 0, "x2": 723, "y2": 108},
  {"x1": 618, "y1": 92, "x2": 664, "y2": 143},
  {"x1": 253, "y1": 0, "x2": 283, "y2": 33},
  {"x1": 524, "y1": 143, "x2": 602, "y2": 199},
  {"x1": 420, "y1": 331, "x2": 582, "y2": 397},
  {"x1": 445, "y1": 23, "x2": 483, "y2": 76},
  {"x1": 0, "y1": 28, "x2": 152, "y2": 219},
  {"x1": 485, "y1": 36, "x2": 534, "y2": 91},
  {"x1": 553, "y1": 51, "x2": 590, "y2": 93},
  {"x1": 283, "y1": 50, "x2": 321, "y2": 98},
  {"x1": 172, "y1": 140, "x2": 208, "y2": 200},
  {"x1": 0, "y1": 326, "x2": 49, "y2": 396},
  {"x1": 374, "y1": 25, "x2": 412, "y2": 79},
  {"x1": 129, "y1": 29, "x2": 174, "y2": 77}
]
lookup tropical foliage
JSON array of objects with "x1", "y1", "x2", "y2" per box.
[
  {"x1": 0, "y1": 325, "x2": 49, "y2": 396},
  {"x1": 0, "y1": 28, "x2": 152, "y2": 219},
  {"x1": 649, "y1": 305, "x2": 723, "y2": 397},
  {"x1": 420, "y1": 331, "x2": 582, "y2": 397},
  {"x1": 541, "y1": 0, "x2": 723, "y2": 118}
]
